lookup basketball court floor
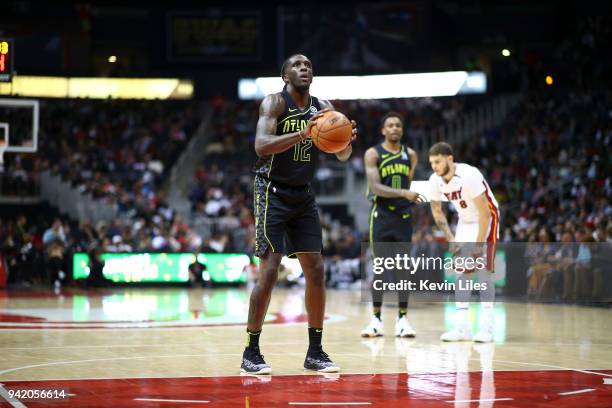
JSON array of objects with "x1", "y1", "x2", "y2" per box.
[{"x1": 0, "y1": 287, "x2": 610, "y2": 407}]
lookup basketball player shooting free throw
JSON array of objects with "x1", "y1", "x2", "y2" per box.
[{"x1": 242, "y1": 54, "x2": 357, "y2": 375}]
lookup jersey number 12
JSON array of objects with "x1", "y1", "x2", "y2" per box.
[{"x1": 293, "y1": 139, "x2": 312, "y2": 162}]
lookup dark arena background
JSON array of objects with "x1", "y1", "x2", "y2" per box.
[{"x1": 0, "y1": 1, "x2": 611, "y2": 407}]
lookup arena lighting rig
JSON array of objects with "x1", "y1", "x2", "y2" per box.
[
  {"x1": 0, "y1": 76, "x2": 193, "y2": 99},
  {"x1": 239, "y1": 71, "x2": 486, "y2": 100}
]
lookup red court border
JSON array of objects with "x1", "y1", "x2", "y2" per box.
[{"x1": 1, "y1": 370, "x2": 611, "y2": 407}]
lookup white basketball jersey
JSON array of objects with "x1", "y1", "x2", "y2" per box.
[{"x1": 429, "y1": 163, "x2": 499, "y2": 224}]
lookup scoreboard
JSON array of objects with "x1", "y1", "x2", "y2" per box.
[
  {"x1": 0, "y1": 39, "x2": 13, "y2": 82},
  {"x1": 167, "y1": 12, "x2": 261, "y2": 62}
]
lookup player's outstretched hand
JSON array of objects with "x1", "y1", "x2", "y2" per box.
[
  {"x1": 402, "y1": 190, "x2": 428, "y2": 203},
  {"x1": 304, "y1": 108, "x2": 331, "y2": 137}
]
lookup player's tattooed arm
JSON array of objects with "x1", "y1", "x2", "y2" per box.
[
  {"x1": 254, "y1": 94, "x2": 304, "y2": 156},
  {"x1": 430, "y1": 200, "x2": 455, "y2": 242},
  {"x1": 365, "y1": 148, "x2": 424, "y2": 202},
  {"x1": 408, "y1": 148, "x2": 418, "y2": 181}
]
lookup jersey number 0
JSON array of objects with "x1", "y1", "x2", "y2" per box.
[{"x1": 391, "y1": 175, "x2": 402, "y2": 189}]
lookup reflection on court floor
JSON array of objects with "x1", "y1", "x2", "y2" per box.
[{"x1": 0, "y1": 288, "x2": 610, "y2": 406}]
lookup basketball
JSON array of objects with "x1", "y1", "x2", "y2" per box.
[{"x1": 311, "y1": 110, "x2": 352, "y2": 153}]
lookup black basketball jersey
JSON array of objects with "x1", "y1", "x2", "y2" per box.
[
  {"x1": 253, "y1": 89, "x2": 322, "y2": 186},
  {"x1": 368, "y1": 143, "x2": 413, "y2": 210}
]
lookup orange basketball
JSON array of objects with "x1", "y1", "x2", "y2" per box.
[{"x1": 311, "y1": 111, "x2": 352, "y2": 154}]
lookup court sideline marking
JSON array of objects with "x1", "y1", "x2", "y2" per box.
[
  {"x1": 289, "y1": 403, "x2": 371, "y2": 406},
  {"x1": 558, "y1": 388, "x2": 595, "y2": 396},
  {"x1": 472, "y1": 358, "x2": 612, "y2": 378},
  {"x1": 445, "y1": 397, "x2": 513, "y2": 403},
  {"x1": 134, "y1": 398, "x2": 210, "y2": 404}
]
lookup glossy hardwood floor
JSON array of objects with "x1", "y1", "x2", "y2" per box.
[{"x1": 0, "y1": 287, "x2": 610, "y2": 407}]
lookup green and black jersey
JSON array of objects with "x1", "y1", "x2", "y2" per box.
[
  {"x1": 253, "y1": 89, "x2": 322, "y2": 186},
  {"x1": 367, "y1": 143, "x2": 413, "y2": 212}
]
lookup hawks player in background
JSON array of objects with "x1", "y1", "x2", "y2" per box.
[
  {"x1": 243, "y1": 54, "x2": 357, "y2": 375},
  {"x1": 428, "y1": 142, "x2": 499, "y2": 342},
  {"x1": 361, "y1": 112, "x2": 425, "y2": 338}
]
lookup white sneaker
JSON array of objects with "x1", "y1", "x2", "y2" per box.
[
  {"x1": 473, "y1": 328, "x2": 494, "y2": 343},
  {"x1": 394, "y1": 316, "x2": 416, "y2": 338},
  {"x1": 440, "y1": 328, "x2": 472, "y2": 342},
  {"x1": 361, "y1": 316, "x2": 384, "y2": 337}
]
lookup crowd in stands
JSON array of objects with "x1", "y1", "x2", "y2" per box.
[
  {"x1": 1, "y1": 211, "x2": 219, "y2": 287},
  {"x1": 0, "y1": 155, "x2": 39, "y2": 196},
  {"x1": 42, "y1": 99, "x2": 197, "y2": 217},
  {"x1": 524, "y1": 227, "x2": 609, "y2": 304},
  {"x1": 3, "y1": 98, "x2": 196, "y2": 215},
  {"x1": 462, "y1": 89, "x2": 610, "y2": 243},
  {"x1": 1, "y1": 99, "x2": 208, "y2": 273}
]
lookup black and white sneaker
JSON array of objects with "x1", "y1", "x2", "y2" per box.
[
  {"x1": 240, "y1": 347, "x2": 272, "y2": 375},
  {"x1": 304, "y1": 347, "x2": 340, "y2": 373}
]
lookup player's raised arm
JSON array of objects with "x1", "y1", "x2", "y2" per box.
[
  {"x1": 254, "y1": 94, "x2": 304, "y2": 157},
  {"x1": 365, "y1": 148, "x2": 423, "y2": 202},
  {"x1": 430, "y1": 200, "x2": 455, "y2": 242}
]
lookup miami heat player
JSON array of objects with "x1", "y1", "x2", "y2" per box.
[{"x1": 428, "y1": 142, "x2": 500, "y2": 343}]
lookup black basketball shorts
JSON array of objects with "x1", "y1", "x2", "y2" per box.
[
  {"x1": 253, "y1": 175, "x2": 322, "y2": 258},
  {"x1": 369, "y1": 203, "x2": 413, "y2": 256},
  {"x1": 367, "y1": 204, "x2": 414, "y2": 295}
]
